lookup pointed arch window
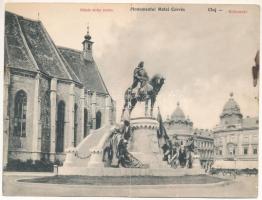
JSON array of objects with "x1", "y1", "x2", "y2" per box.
[
  {"x1": 96, "y1": 111, "x2": 102, "y2": 129},
  {"x1": 74, "y1": 104, "x2": 78, "y2": 147},
  {"x1": 84, "y1": 109, "x2": 88, "y2": 137},
  {"x1": 56, "y1": 101, "x2": 65, "y2": 153},
  {"x1": 14, "y1": 90, "x2": 27, "y2": 137}
]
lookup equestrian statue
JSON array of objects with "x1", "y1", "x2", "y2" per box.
[{"x1": 121, "y1": 61, "x2": 165, "y2": 119}]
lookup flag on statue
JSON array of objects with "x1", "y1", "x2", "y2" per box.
[{"x1": 157, "y1": 107, "x2": 169, "y2": 139}]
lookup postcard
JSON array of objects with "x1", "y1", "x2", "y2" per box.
[{"x1": 2, "y1": 2, "x2": 260, "y2": 198}]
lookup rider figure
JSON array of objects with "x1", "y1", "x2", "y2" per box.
[{"x1": 131, "y1": 61, "x2": 149, "y2": 98}]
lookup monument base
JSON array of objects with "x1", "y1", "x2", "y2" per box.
[
  {"x1": 129, "y1": 117, "x2": 169, "y2": 168},
  {"x1": 59, "y1": 117, "x2": 205, "y2": 176}
]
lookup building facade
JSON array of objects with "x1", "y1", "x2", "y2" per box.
[
  {"x1": 164, "y1": 102, "x2": 214, "y2": 167},
  {"x1": 3, "y1": 11, "x2": 116, "y2": 167},
  {"x1": 213, "y1": 93, "x2": 258, "y2": 169}
]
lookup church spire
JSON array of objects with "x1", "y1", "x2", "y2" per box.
[
  {"x1": 85, "y1": 24, "x2": 91, "y2": 40},
  {"x1": 82, "y1": 24, "x2": 94, "y2": 61}
]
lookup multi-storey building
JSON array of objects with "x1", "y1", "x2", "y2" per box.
[
  {"x1": 213, "y1": 93, "x2": 258, "y2": 169},
  {"x1": 164, "y1": 102, "x2": 214, "y2": 167}
]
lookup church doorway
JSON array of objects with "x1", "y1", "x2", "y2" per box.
[
  {"x1": 56, "y1": 101, "x2": 65, "y2": 153},
  {"x1": 96, "y1": 111, "x2": 102, "y2": 129}
]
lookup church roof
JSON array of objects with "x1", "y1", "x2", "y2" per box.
[
  {"x1": 220, "y1": 93, "x2": 242, "y2": 118},
  {"x1": 5, "y1": 11, "x2": 74, "y2": 80},
  {"x1": 5, "y1": 11, "x2": 110, "y2": 95},
  {"x1": 58, "y1": 47, "x2": 109, "y2": 94},
  {"x1": 5, "y1": 11, "x2": 38, "y2": 72},
  {"x1": 171, "y1": 102, "x2": 186, "y2": 121},
  {"x1": 5, "y1": 11, "x2": 108, "y2": 94}
]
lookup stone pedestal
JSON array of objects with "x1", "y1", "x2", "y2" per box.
[
  {"x1": 129, "y1": 117, "x2": 169, "y2": 168},
  {"x1": 63, "y1": 147, "x2": 78, "y2": 167},
  {"x1": 192, "y1": 154, "x2": 202, "y2": 169},
  {"x1": 87, "y1": 148, "x2": 104, "y2": 168}
]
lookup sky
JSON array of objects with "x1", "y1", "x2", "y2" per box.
[{"x1": 5, "y1": 3, "x2": 260, "y2": 129}]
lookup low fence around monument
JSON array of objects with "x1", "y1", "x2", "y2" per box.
[
  {"x1": 59, "y1": 166, "x2": 206, "y2": 176},
  {"x1": 209, "y1": 168, "x2": 258, "y2": 176}
]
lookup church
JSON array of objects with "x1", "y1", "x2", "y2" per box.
[{"x1": 3, "y1": 11, "x2": 116, "y2": 167}]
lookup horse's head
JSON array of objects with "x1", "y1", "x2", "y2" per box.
[
  {"x1": 150, "y1": 74, "x2": 165, "y2": 91},
  {"x1": 158, "y1": 76, "x2": 165, "y2": 86}
]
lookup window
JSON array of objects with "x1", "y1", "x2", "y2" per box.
[
  {"x1": 227, "y1": 143, "x2": 236, "y2": 156},
  {"x1": 243, "y1": 136, "x2": 249, "y2": 143},
  {"x1": 219, "y1": 138, "x2": 223, "y2": 145},
  {"x1": 74, "y1": 104, "x2": 78, "y2": 147},
  {"x1": 252, "y1": 135, "x2": 258, "y2": 143},
  {"x1": 219, "y1": 150, "x2": 222, "y2": 155},
  {"x1": 244, "y1": 147, "x2": 248, "y2": 155},
  {"x1": 56, "y1": 101, "x2": 65, "y2": 153},
  {"x1": 230, "y1": 135, "x2": 235, "y2": 143},
  {"x1": 96, "y1": 111, "x2": 102, "y2": 129},
  {"x1": 253, "y1": 147, "x2": 257, "y2": 155},
  {"x1": 84, "y1": 109, "x2": 88, "y2": 137},
  {"x1": 14, "y1": 90, "x2": 27, "y2": 137}
]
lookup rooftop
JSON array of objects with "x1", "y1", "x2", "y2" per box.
[
  {"x1": 5, "y1": 11, "x2": 109, "y2": 95},
  {"x1": 220, "y1": 93, "x2": 243, "y2": 118}
]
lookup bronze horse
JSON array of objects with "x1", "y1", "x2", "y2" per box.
[{"x1": 121, "y1": 74, "x2": 165, "y2": 119}]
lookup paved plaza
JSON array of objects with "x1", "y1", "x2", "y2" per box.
[{"x1": 2, "y1": 172, "x2": 258, "y2": 197}]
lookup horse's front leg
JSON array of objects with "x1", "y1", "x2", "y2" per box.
[
  {"x1": 121, "y1": 108, "x2": 125, "y2": 121},
  {"x1": 185, "y1": 151, "x2": 189, "y2": 168},
  {"x1": 145, "y1": 99, "x2": 149, "y2": 117},
  {"x1": 129, "y1": 99, "x2": 137, "y2": 117},
  {"x1": 121, "y1": 101, "x2": 128, "y2": 121},
  {"x1": 150, "y1": 96, "x2": 156, "y2": 117}
]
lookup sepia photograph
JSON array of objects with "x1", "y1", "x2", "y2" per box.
[{"x1": 1, "y1": 2, "x2": 260, "y2": 198}]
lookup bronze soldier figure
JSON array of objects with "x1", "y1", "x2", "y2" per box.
[{"x1": 131, "y1": 61, "x2": 149, "y2": 97}]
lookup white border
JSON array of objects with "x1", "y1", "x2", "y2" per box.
[{"x1": 0, "y1": 1, "x2": 261, "y2": 200}]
